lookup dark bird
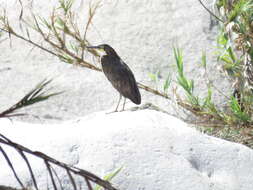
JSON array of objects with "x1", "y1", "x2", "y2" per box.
[{"x1": 87, "y1": 44, "x2": 141, "y2": 112}]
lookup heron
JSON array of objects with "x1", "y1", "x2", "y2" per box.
[{"x1": 87, "y1": 44, "x2": 141, "y2": 112}]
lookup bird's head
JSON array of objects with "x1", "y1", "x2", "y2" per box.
[{"x1": 87, "y1": 44, "x2": 118, "y2": 57}]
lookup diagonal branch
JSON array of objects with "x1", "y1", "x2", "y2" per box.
[{"x1": 0, "y1": 24, "x2": 170, "y2": 99}]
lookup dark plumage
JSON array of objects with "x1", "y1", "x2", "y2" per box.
[{"x1": 87, "y1": 44, "x2": 141, "y2": 111}]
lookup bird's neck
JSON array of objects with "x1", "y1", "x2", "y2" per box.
[{"x1": 107, "y1": 49, "x2": 120, "y2": 58}]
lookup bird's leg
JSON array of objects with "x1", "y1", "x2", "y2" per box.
[
  {"x1": 106, "y1": 94, "x2": 122, "y2": 114},
  {"x1": 114, "y1": 94, "x2": 122, "y2": 112},
  {"x1": 121, "y1": 97, "x2": 126, "y2": 111}
]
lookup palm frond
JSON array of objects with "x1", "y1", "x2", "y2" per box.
[
  {"x1": 0, "y1": 133, "x2": 118, "y2": 190},
  {"x1": 0, "y1": 79, "x2": 62, "y2": 118}
]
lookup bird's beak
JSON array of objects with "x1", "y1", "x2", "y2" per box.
[
  {"x1": 87, "y1": 46, "x2": 100, "y2": 49},
  {"x1": 87, "y1": 46, "x2": 105, "y2": 53}
]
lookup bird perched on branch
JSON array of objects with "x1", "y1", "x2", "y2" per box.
[{"x1": 87, "y1": 44, "x2": 141, "y2": 112}]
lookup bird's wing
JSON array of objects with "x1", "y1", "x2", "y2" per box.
[{"x1": 101, "y1": 56, "x2": 141, "y2": 104}]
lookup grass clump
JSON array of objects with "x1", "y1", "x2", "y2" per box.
[{"x1": 171, "y1": 0, "x2": 253, "y2": 147}]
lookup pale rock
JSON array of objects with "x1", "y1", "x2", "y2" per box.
[{"x1": 0, "y1": 110, "x2": 252, "y2": 190}]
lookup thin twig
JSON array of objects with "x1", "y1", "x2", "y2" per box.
[
  {"x1": 85, "y1": 177, "x2": 93, "y2": 190},
  {"x1": 51, "y1": 9, "x2": 66, "y2": 49},
  {"x1": 66, "y1": 169, "x2": 77, "y2": 190},
  {"x1": 137, "y1": 82, "x2": 171, "y2": 100},
  {"x1": 0, "y1": 27, "x2": 58, "y2": 57},
  {"x1": 0, "y1": 146, "x2": 25, "y2": 189},
  {"x1": 51, "y1": 166, "x2": 64, "y2": 190},
  {"x1": 198, "y1": 0, "x2": 224, "y2": 23},
  {"x1": 82, "y1": 1, "x2": 101, "y2": 59},
  {"x1": 17, "y1": 150, "x2": 39, "y2": 190},
  {"x1": 45, "y1": 160, "x2": 58, "y2": 190}
]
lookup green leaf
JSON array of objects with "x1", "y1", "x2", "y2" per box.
[
  {"x1": 227, "y1": 47, "x2": 235, "y2": 62},
  {"x1": 187, "y1": 94, "x2": 199, "y2": 106},
  {"x1": 219, "y1": 55, "x2": 233, "y2": 64},
  {"x1": 227, "y1": 0, "x2": 253, "y2": 22},
  {"x1": 58, "y1": 0, "x2": 74, "y2": 14},
  {"x1": 174, "y1": 47, "x2": 184, "y2": 76},
  {"x1": 202, "y1": 86, "x2": 212, "y2": 108},
  {"x1": 189, "y1": 80, "x2": 194, "y2": 93},
  {"x1": 93, "y1": 167, "x2": 122, "y2": 190},
  {"x1": 148, "y1": 73, "x2": 157, "y2": 82},
  {"x1": 69, "y1": 42, "x2": 79, "y2": 53},
  {"x1": 58, "y1": 53, "x2": 74, "y2": 64},
  {"x1": 55, "y1": 17, "x2": 65, "y2": 29},
  {"x1": 230, "y1": 96, "x2": 250, "y2": 122},
  {"x1": 163, "y1": 75, "x2": 171, "y2": 92},
  {"x1": 217, "y1": 30, "x2": 228, "y2": 46},
  {"x1": 38, "y1": 16, "x2": 52, "y2": 30},
  {"x1": 201, "y1": 51, "x2": 207, "y2": 69}
]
